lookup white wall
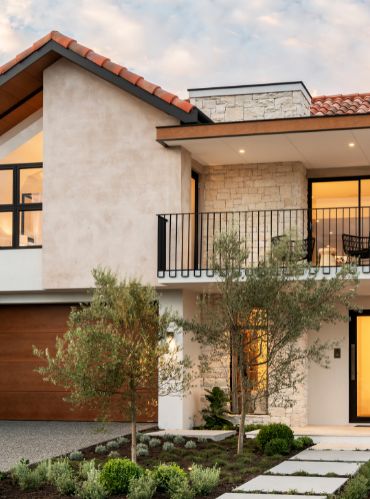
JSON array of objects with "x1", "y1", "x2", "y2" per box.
[
  {"x1": 158, "y1": 289, "x2": 202, "y2": 429},
  {"x1": 0, "y1": 249, "x2": 42, "y2": 292}
]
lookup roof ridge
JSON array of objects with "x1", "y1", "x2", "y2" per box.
[{"x1": 0, "y1": 30, "x2": 194, "y2": 115}]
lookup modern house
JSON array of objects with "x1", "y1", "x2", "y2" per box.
[{"x1": 1, "y1": 31, "x2": 370, "y2": 430}]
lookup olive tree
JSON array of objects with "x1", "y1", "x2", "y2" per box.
[
  {"x1": 182, "y1": 231, "x2": 357, "y2": 454},
  {"x1": 34, "y1": 268, "x2": 191, "y2": 462}
]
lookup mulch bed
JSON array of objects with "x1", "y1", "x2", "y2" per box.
[{"x1": 0, "y1": 429, "x2": 297, "y2": 498}]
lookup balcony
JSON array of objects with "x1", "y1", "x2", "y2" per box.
[{"x1": 157, "y1": 208, "x2": 370, "y2": 279}]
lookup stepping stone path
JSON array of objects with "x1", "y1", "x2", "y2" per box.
[{"x1": 217, "y1": 446, "x2": 370, "y2": 499}]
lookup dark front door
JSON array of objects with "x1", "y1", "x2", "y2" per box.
[{"x1": 349, "y1": 310, "x2": 370, "y2": 422}]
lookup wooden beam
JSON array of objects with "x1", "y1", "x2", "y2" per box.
[{"x1": 157, "y1": 113, "x2": 370, "y2": 143}]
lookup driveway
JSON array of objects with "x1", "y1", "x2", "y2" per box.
[{"x1": 0, "y1": 421, "x2": 155, "y2": 471}]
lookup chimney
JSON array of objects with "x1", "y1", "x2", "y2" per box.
[{"x1": 188, "y1": 82, "x2": 311, "y2": 122}]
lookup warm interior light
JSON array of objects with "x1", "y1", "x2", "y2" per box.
[
  {"x1": 349, "y1": 142, "x2": 355, "y2": 148},
  {"x1": 238, "y1": 149, "x2": 245, "y2": 154}
]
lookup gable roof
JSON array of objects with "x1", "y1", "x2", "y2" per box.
[
  {"x1": 0, "y1": 31, "x2": 211, "y2": 135},
  {"x1": 311, "y1": 93, "x2": 370, "y2": 116}
]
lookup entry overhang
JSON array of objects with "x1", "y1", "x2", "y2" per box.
[{"x1": 157, "y1": 114, "x2": 370, "y2": 170}]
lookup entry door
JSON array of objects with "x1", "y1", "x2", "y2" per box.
[{"x1": 349, "y1": 311, "x2": 370, "y2": 422}]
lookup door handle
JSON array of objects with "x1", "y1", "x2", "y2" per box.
[{"x1": 351, "y1": 344, "x2": 356, "y2": 381}]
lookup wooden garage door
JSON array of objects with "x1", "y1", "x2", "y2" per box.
[{"x1": 0, "y1": 304, "x2": 157, "y2": 422}]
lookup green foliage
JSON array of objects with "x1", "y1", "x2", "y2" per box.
[
  {"x1": 185, "y1": 440, "x2": 197, "y2": 449},
  {"x1": 168, "y1": 473, "x2": 194, "y2": 499},
  {"x1": 47, "y1": 458, "x2": 76, "y2": 495},
  {"x1": 256, "y1": 423, "x2": 294, "y2": 451},
  {"x1": 137, "y1": 433, "x2": 151, "y2": 444},
  {"x1": 149, "y1": 438, "x2": 161, "y2": 448},
  {"x1": 358, "y1": 460, "x2": 370, "y2": 482},
  {"x1": 106, "y1": 440, "x2": 119, "y2": 450},
  {"x1": 78, "y1": 463, "x2": 107, "y2": 499},
  {"x1": 162, "y1": 441, "x2": 175, "y2": 452},
  {"x1": 173, "y1": 435, "x2": 185, "y2": 445},
  {"x1": 108, "y1": 450, "x2": 120, "y2": 458},
  {"x1": 264, "y1": 437, "x2": 291, "y2": 456},
  {"x1": 79, "y1": 460, "x2": 96, "y2": 480},
  {"x1": 190, "y1": 463, "x2": 220, "y2": 495},
  {"x1": 245, "y1": 424, "x2": 264, "y2": 432},
  {"x1": 116, "y1": 436, "x2": 129, "y2": 445},
  {"x1": 153, "y1": 463, "x2": 187, "y2": 492},
  {"x1": 33, "y1": 269, "x2": 192, "y2": 462},
  {"x1": 163, "y1": 433, "x2": 174, "y2": 441},
  {"x1": 292, "y1": 436, "x2": 314, "y2": 450},
  {"x1": 95, "y1": 444, "x2": 107, "y2": 455},
  {"x1": 202, "y1": 387, "x2": 233, "y2": 429},
  {"x1": 100, "y1": 458, "x2": 142, "y2": 494},
  {"x1": 197, "y1": 437, "x2": 207, "y2": 443},
  {"x1": 340, "y1": 473, "x2": 368, "y2": 499},
  {"x1": 11, "y1": 459, "x2": 47, "y2": 491},
  {"x1": 127, "y1": 470, "x2": 157, "y2": 499},
  {"x1": 137, "y1": 447, "x2": 149, "y2": 457},
  {"x1": 69, "y1": 450, "x2": 84, "y2": 461}
]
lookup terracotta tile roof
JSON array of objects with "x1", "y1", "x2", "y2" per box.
[
  {"x1": 0, "y1": 30, "x2": 194, "y2": 114},
  {"x1": 311, "y1": 93, "x2": 370, "y2": 116}
]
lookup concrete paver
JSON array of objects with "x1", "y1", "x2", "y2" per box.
[
  {"x1": 290, "y1": 449, "x2": 370, "y2": 462},
  {"x1": 267, "y1": 459, "x2": 360, "y2": 476},
  {"x1": 235, "y1": 475, "x2": 347, "y2": 494}
]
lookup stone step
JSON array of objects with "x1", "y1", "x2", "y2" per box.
[
  {"x1": 217, "y1": 495, "x2": 326, "y2": 499},
  {"x1": 267, "y1": 459, "x2": 360, "y2": 476},
  {"x1": 290, "y1": 449, "x2": 370, "y2": 462},
  {"x1": 234, "y1": 475, "x2": 347, "y2": 494}
]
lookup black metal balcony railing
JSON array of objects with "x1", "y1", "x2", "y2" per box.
[{"x1": 157, "y1": 207, "x2": 370, "y2": 277}]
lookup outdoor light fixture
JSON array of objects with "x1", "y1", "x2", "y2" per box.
[
  {"x1": 348, "y1": 142, "x2": 355, "y2": 148},
  {"x1": 238, "y1": 148, "x2": 245, "y2": 154}
]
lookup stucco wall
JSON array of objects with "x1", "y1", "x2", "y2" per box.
[{"x1": 43, "y1": 59, "x2": 187, "y2": 289}]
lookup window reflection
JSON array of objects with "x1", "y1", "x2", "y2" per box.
[
  {"x1": 0, "y1": 212, "x2": 13, "y2": 247},
  {"x1": 19, "y1": 211, "x2": 42, "y2": 247}
]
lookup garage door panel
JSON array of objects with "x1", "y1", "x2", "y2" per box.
[
  {"x1": 0, "y1": 331, "x2": 60, "y2": 360},
  {"x1": 0, "y1": 304, "x2": 158, "y2": 422},
  {"x1": 0, "y1": 392, "x2": 157, "y2": 422}
]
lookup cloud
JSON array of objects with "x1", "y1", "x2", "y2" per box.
[{"x1": 0, "y1": 0, "x2": 370, "y2": 97}]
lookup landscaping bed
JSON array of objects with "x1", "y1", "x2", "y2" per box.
[{"x1": 0, "y1": 425, "x2": 312, "y2": 499}]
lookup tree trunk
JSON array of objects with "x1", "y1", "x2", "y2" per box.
[
  {"x1": 237, "y1": 362, "x2": 246, "y2": 455},
  {"x1": 230, "y1": 333, "x2": 239, "y2": 413},
  {"x1": 130, "y1": 387, "x2": 137, "y2": 463}
]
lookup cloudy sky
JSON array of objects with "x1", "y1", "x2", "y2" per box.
[{"x1": 1, "y1": 0, "x2": 370, "y2": 98}]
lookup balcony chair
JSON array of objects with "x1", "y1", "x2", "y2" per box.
[
  {"x1": 271, "y1": 235, "x2": 315, "y2": 262},
  {"x1": 342, "y1": 234, "x2": 370, "y2": 263}
]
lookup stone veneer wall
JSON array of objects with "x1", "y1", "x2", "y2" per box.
[
  {"x1": 190, "y1": 90, "x2": 310, "y2": 122},
  {"x1": 199, "y1": 161, "x2": 309, "y2": 427}
]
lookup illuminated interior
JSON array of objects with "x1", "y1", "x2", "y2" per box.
[
  {"x1": 357, "y1": 316, "x2": 370, "y2": 417},
  {"x1": 0, "y1": 132, "x2": 43, "y2": 164},
  {"x1": 0, "y1": 130, "x2": 43, "y2": 247}
]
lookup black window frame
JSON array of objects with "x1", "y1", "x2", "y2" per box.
[{"x1": 0, "y1": 162, "x2": 43, "y2": 249}]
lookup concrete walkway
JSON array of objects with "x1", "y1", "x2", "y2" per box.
[
  {"x1": 0, "y1": 421, "x2": 154, "y2": 472},
  {"x1": 217, "y1": 438, "x2": 369, "y2": 499}
]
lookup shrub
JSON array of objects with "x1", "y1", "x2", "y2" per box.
[
  {"x1": 190, "y1": 464, "x2": 220, "y2": 495},
  {"x1": 137, "y1": 447, "x2": 149, "y2": 457},
  {"x1": 47, "y1": 458, "x2": 76, "y2": 495},
  {"x1": 202, "y1": 387, "x2": 233, "y2": 429},
  {"x1": 163, "y1": 433, "x2": 174, "y2": 441},
  {"x1": 137, "y1": 433, "x2": 151, "y2": 444},
  {"x1": 116, "y1": 436, "x2": 129, "y2": 446},
  {"x1": 12, "y1": 459, "x2": 46, "y2": 491},
  {"x1": 79, "y1": 460, "x2": 96, "y2": 480},
  {"x1": 108, "y1": 451, "x2": 120, "y2": 458},
  {"x1": 265, "y1": 437, "x2": 291, "y2": 456},
  {"x1": 197, "y1": 437, "x2": 207, "y2": 443},
  {"x1": 100, "y1": 458, "x2": 142, "y2": 494},
  {"x1": 106, "y1": 440, "x2": 119, "y2": 451},
  {"x1": 69, "y1": 450, "x2": 84, "y2": 461},
  {"x1": 78, "y1": 465, "x2": 107, "y2": 499},
  {"x1": 95, "y1": 445, "x2": 107, "y2": 455},
  {"x1": 128, "y1": 470, "x2": 157, "y2": 499},
  {"x1": 341, "y1": 473, "x2": 368, "y2": 499},
  {"x1": 185, "y1": 440, "x2": 197, "y2": 449},
  {"x1": 292, "y1": 436, "x2": 314, "y2": 450},
  {"x1": 168, "y1": 473, "x2": 194, "y2": 499},
  {"x1": 153, "y1": 463, "x2": 187, "y2": 492},
  {"x1": 149, "y1": 438, "x2": 161, "y2": 448},
  {"x1": 256, "y1": 423, "x2": 294, "y2": 451},
  {"x1": 359, "y1": 460, "x2": 370, "y2": 482},
  {"x1": 173, "y1": 435, "x2": 185, "y2": 445},
  {"x1": 245, "y1": 423, "x2": 264, "y2": 432},
  {"x1": 162, "y1": 442, "x2": 175, "y2": 452}
]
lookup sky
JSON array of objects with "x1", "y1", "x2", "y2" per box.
[{"x1": 1, "y1": 0, "x2": 370, "y2": 99}]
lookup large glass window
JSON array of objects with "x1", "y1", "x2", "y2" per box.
[{"x1": 0, "y1": 164, "x2": 42, "y2": 248}]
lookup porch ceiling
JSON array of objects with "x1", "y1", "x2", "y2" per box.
[{"x1": 157, "y1": 115, "x2": 370, "y2": 169}]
